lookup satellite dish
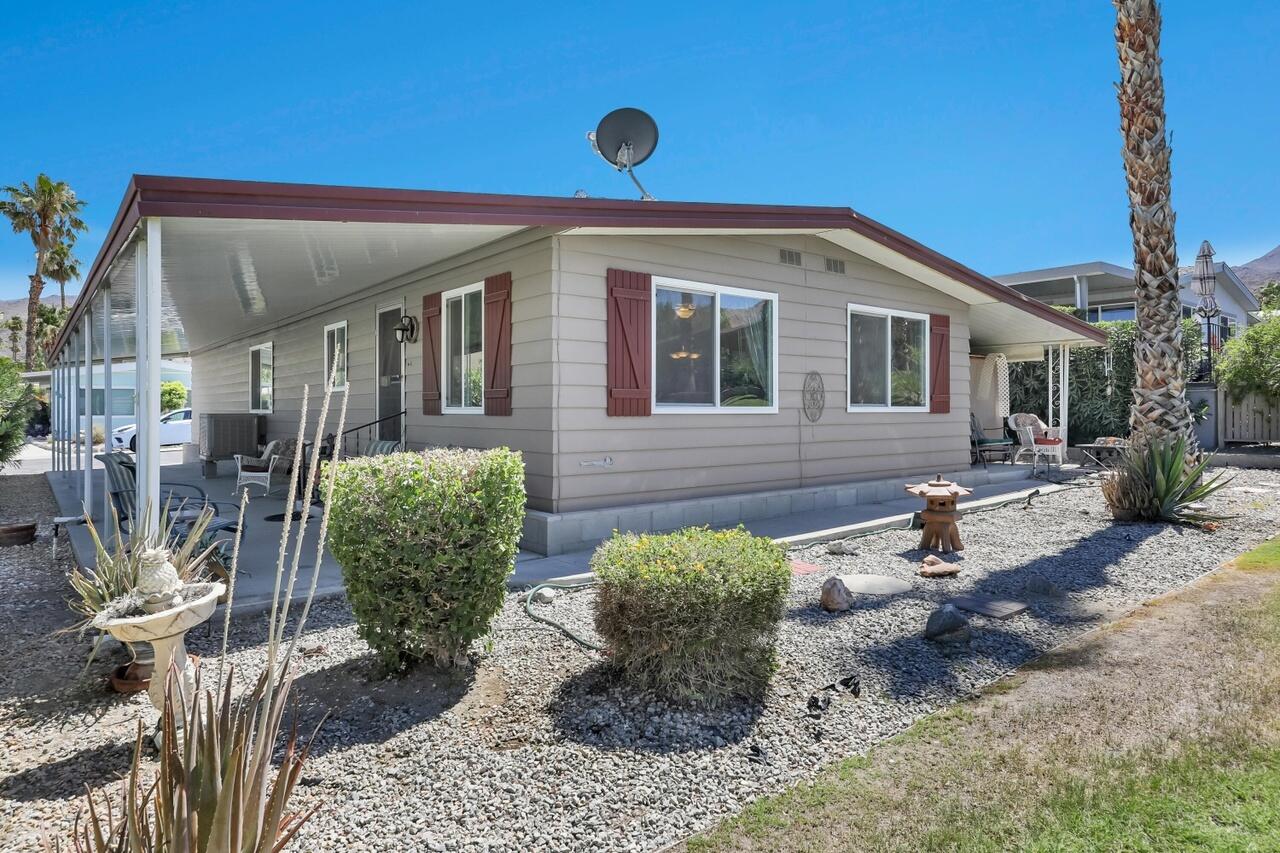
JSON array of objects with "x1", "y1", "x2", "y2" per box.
[{"x1": 587, "y1": 108, "x2": 659, "y2": 201}]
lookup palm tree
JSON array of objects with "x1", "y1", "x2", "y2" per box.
[
  {"x1": 1113, "y1": 0, "x2": 1193, "y2": 444},
  {"x1": 45, "y1": 241, "x2": 83, "y2": 310},
  {"x1": 0, "y1": 174, "x2": 87, "y2": 369},
  {"x1": 5, "y1": 316, "x2": 22, "y2": 362}
]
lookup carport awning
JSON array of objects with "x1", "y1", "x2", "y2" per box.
[{"x1": 51, "y1": 174, "x2": 1106, "y2": 362}]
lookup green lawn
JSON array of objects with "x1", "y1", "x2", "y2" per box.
[{"x1": 687, "y1": 542, "x2": 1280, "y2": 853}]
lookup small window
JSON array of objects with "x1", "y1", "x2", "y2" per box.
[
  {"x1": 111, "y1": 388, "x2": 134, "y2": 417},
  {"x1": 323, "y1": 321, "x2": 348, "y2": 390},
  {"x1": 824, "y1": 257, "x2": 846, "y2": 275},
  {"x1": 1085, "y1": 302, "x2": 1136, "y2": 322},
  {"x1": 250, "y1": 342, "x2": 273, "y2": 413},
  {"x1": 442, "y1": 283, "x2": 484, "y2": 412},
  {"x1": 847, "y1": 304, "x2": 929, "y2": 412},
  {"x1": 653, "y1": 277, "x2": 777, "y2": 412},
  {"x1": 779, "y1": 248, "x2": 802, "y2": 267}
]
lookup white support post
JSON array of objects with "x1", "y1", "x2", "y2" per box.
[
  {"x1": 1073, "y1": 274, "x2": 1090, "y2": 312},
  {"x1": 50, "y1": 359, "x2": 58, "y2": 472},
  {"x1": 72, "y1": 330, "x2": 81, "y2": 487},
  {"x1": 82, "y1": 309, "x2": 94, "y2": 513},
  {"x1": 1046, "y1": 344, "x2": 1056, "y2": 427},
  {"x1": 102, "y1": 286, "x2": 113, "y2": 523},
  {"x1": 135, "y1": 219, "x2": 162, "y2": 535}
]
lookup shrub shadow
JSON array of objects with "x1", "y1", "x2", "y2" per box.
[
  {"x1": 548, "y1": 661, "x2": 765, "y2": 754},
  {"x1": 1, "y1": 738, "x2": 136, "y2": 802}
]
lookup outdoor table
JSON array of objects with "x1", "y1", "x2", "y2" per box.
[{"x1": 1077, "y1": 442, "x2": 1128, "y2": 469}]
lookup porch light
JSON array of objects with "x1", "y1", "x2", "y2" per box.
[{"x1": 393, "y1": 315, "x2": 419, "y2": 344}]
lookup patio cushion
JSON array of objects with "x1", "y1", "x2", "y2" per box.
[
  {"x1": 1034, "y1": 437, "x2": 1064, "y2": 446},
  {"x1": 240, "y1": 461, "x2": 271, "y2": 472},
  {"x1": 975, "y1": 437, "x2": 1013, "y2": 446}
]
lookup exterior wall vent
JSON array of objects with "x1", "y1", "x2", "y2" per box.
[
  {"x1": 825, "y1": 257, "x2": 847, "y2": 274},
  {"x1": 779, "y1": 249, "x2": 803, "y2": 267}
]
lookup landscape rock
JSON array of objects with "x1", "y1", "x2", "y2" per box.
[
  {"x1": 1024, "y1": 572, "x2": 1064, "y2": 598},
  {"x1": 919, "y1": 555, "x2": 960, "y2": 577},
  {"x1": 826, "y1": 539, "x2": 858, "y2": 555},
  {"x1": 820, "y1": 576, "x2": 853, "y2": 612},
  {"x1": 924, "y1": 604, "x2": 969, "y2": 641}
]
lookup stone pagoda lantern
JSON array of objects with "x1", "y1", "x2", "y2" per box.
[{"x1": 905, "y1": 474, "x2": 973, "y2": 554}]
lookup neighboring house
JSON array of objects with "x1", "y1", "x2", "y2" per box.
[
  {"x1": 23, "y1": 358, "x2": 191, "y2": 434},
  {"x1": 44, "y1": 176, "x2": 1103, "y2": 553},
  {"x1": 993, "y1": 258, "x2": 1259, "y2": 374}
]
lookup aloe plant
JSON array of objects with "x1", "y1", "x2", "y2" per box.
[{"x1": 1102, "y1": 434, "x2": 1232, "y2": 524}]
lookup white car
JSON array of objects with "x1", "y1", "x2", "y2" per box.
[{"x1": 112, "y1": 408, "x2": 193, "y2": 452}]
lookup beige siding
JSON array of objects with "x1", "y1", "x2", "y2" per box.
[
  {"x1": 549, "y1": 234, "x2": 973, "y2": 512},
  {"x1": 191, "y1": 234, "x2": 557, "y2": 510}
]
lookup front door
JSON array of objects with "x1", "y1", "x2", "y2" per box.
[{"x1": 376, "y1": 304, "x2": 405, "y2": 442}]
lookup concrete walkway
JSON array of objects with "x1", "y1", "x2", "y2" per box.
[{"x1": 47, "y1": 455, "x2": 1083, "y2": 608}]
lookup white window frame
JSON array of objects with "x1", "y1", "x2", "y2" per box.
[
  {"x1": 1085, "y1": 301, "x2": 1137, "y2": 322},
  {"x1": 845, "y1": 303, "x2": 930, "y2": 413},
  {"x1": 441, "y1": 282, "x2": 485, "y2": 414},
  {"x1": 323, "y1": 320, "x2": 348, "y2": 391},
  {"x1": 651, "y1": 276, "x2": 780, "y2": 415},
  {"x1": 249, "y1": 341, "x2": 274, "y2": 414}
]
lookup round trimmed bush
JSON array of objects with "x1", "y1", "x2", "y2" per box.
[
  {"x1": 591, "y1": 526, "x2": 791, "y2": 704},
  {"x1": 327, "y1": 447, "x2": 525, "y2": 671}
]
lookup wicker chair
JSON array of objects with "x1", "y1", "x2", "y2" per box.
[
  {"x1": 234, "y1": 438, "x2": 297, "y2": 496},
  {"x1": 1008, "y1": 413, "x2": 1065, "y2": 472}
]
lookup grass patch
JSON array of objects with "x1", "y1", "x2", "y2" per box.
[{"x1": 1233, "y1": 537, "x2": 1280, "y2": 572}]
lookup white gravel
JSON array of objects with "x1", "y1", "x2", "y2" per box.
[{"x1": 4, "y1": 468, "x2": 1280, "y2": 852}]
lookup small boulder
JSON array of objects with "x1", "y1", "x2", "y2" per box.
[
  {"x1": 532, "y1": 587, "x2": 558, "y2": 605},
  {"x1": 1024, "y1": 572, "x2": 1064, "y2": 598},
  {"x1": 820, "y1": 576, "x2": 853, "y2": 612},
  {"x1": 924, "y1": 604, "x2": 970, "y2": 642},
  {"x1": 826, "y1": 539, "x2": 858, "y2": 556},
  {"x1": 919, "y1": 554, "x2": 960, "y2": 577}
]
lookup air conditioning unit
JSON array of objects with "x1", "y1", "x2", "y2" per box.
[{"x1": 199, "y1": 413, "x2": 264, "y2": 462}]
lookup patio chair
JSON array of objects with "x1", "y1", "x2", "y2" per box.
[
  {"x1": 234, "y1": 438, "x2": 297, "y2": 496},
  {"x1": 1008, "y1": 413, "x2": 1065, "y2": 473},
  {"x1": 970, "y1": 412, "x2": 1014, "y2": 469},
  {"x1": 365, "y1": 439, "x2": 403, "y2": 456},
  {"x1": 96, "y1": 452, "x2": 242, "y2": 538}
]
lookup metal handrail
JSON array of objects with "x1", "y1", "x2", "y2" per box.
[{"x1": 339, "y1": 409, "x2": 405, "y2": 457}]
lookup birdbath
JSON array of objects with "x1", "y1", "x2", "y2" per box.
[
  {"x1": 905, "y1": 474, "x2": 973, "y2": 553},
  {"x1": 93, "y1": 547, "x2": 225, "y2": 726}
]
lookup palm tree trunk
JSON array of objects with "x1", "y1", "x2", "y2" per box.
[
  {"x1": 25, "y1": 274, "x2": 42, "y2": 370},
  {"x1": 1114, "y1": 0, "x2": 1193, "y2": 444}
]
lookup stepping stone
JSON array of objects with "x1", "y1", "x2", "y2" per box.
[
  {"x1": 947, "y1": 594, "x2": 1028, "y2": 620},
  {"x1": 837, "y1": 574, "x2": 912, "y2": 595},
  {"x1": 789, "y1": 560, "x2": 824, "y2": 576}
]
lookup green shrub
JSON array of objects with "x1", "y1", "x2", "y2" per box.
[
  {"x1": 1101, "y1": 433, "x2": 1232, "y2": 525},
  {"x1": 327, "y1": 447, "x2": 526, "y2": 671},
  {"x1": 0, "y1": 358, "x2": 35, "y2": 468},
  {"x1": 592, "y1": 526, "x2": 791, "y2": 705},
  {"x1": 1217, "y1": 316, "x2": 1280, "y2": 402},
  {"x1": 1008, "y1": 318, "x2": 1203, "y2": 444},
  {"x1": 160, "y1": 380, "x2": 188, "y2": 412}
]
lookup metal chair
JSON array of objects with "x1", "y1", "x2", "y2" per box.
[
  {"x1": 96, "y1": 452, "x2": 242, "y2": 538},
  {"x1": 1008, "y1": 413, "x2": 1065, "y2": 473},
  {"x1": 970, "y1": 412, "x2": 1014, "y2": 469},
  {"x1": 365, "y1": 439, "x2": 403, "y2": 456},
  {"x1": 234, "y1": 438, "x2": 297, "y2": 496}
]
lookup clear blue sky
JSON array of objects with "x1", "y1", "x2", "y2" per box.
[{"x1": 1, "y1": 0, "x2": 1276, "y2": 300}]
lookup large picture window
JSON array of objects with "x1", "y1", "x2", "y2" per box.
[
  {"x1": 323, "y1": 321, "x2": 348, "y2": 390},
  {"x1": 442, "y1": 283, "x2": 484, "y2": 412},
  {"x1": 250, "y1": 342, "x2": 273, "y2": 413},
  {"x1": 847, "y1": 304, "x2": 928, "y2": 412},
  {"x1": 653, "y1": 277, "x2": 777, "y2": 412}
]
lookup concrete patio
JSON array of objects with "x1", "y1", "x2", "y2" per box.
[{"x1": 49, "y1": 452, "x2": 1069, "y2": 613}]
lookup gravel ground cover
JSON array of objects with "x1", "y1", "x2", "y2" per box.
[{"x1": 3, "y1": 469, "x2": 1279, "y2": 852}]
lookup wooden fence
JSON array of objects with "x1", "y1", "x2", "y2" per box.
[{"x1": 1221, "y1": 391, "x2": 1280, "y2": 444}]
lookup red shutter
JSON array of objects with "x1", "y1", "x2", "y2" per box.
[
  {"x1": 484, "y1": 272, "x2": 513, "y2": 416},
  {"x1": 606, "y1": 268, "x2": 652, "y2": 416},
  {"x1": 422, "y1": 292, "x2": 442, "y2": 416},
  {"x1": 929, "y1": 313, "x2": 951, "y2": 414}
]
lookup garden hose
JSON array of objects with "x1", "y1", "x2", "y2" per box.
[{"x1": 521, "y1": 478, "x2": 1098, "y2": 648}]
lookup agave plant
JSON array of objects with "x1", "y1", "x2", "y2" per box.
[
  {"x1": 53, "y1": 357, "x2": 350, "y2": 852},
  {"x1": 1102, "y1": 434, "x2": 1232, "y2": 524}
]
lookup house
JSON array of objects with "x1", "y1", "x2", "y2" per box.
[
  {"x1": 993, "y1": 257, "x2": 1259, "y2": 376},
  {"x1": 25, "y1": 358, "x2": 190, "y2": 435},
  {"x1": 44, "y1": 176, "x2": 1103, "y2": 555}
]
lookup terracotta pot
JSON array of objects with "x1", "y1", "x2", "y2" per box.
[
  {"x1": 0, "y1": 522, "x2": 37, "y2": 546},
  {"x1": 108, "y1": 654, "x2": 200, "y2": 694}
]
